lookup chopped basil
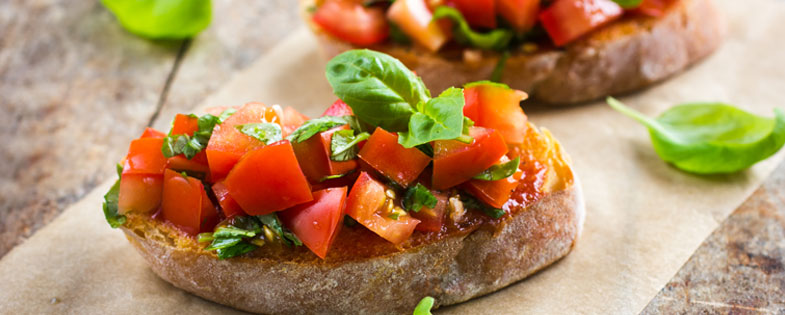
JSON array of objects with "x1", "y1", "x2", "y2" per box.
[
  {"x1": 215, "y1": 242, "x2": 256, "y2": 260},
  {"x1": 432, "y1": 6, "x2": 513, "y2": 51},
  {"x1": 320, "y1": 173, "x2": 351, "y2": 182},
  {"x1": 413, "y1": 296, "x2": 435, "y2": 315},
  {"x1": 611, "y1": 0, "x2": 644, "y2": 8},
  {"x1": 258, "y1": 214, "x2": 303, "y2": 247},
  {"x1": 286, "y1": 115, "x2": 352, "y2": 143},
  {"x1": 461, "y1": 194, "x2": 505, "y2": 219},
  {"x1": 388, "y1": 213, "x2": 400, "y2": 220},
  {"x1": 205, "y1": 237, "x2": 243, "y2": 251},
  {"x1": 236, "y1": 122, "x2": 282, "y2": 145},
  {"x1": 201, "y1": 214, "x2": 302, "y2": 259},
  {"x1": 102, "y1": 163, "x2": 125, "y2": 228},
  {"x1": 161, "y1": 109, "x2": 235, "y2": 159},
  {"x1": 415, "y1": 143, "x2": 434, "y2": 157},
  {"x1": 331, "y1": 130, "x2": 370, "y2": 161},
  {"x1": 473, "y1": 157, "x2": 520, "y2": 181},
  {"x1": 402, "y1": 183, "x2": 438, "y2": 213}
]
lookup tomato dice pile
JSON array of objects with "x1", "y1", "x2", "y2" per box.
[{"x1": 312, "y1": 0, "x2": 675, "y2": 49}]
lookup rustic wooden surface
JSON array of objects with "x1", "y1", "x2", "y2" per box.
[{"x1": 0, "y1": 0, "x2": 784, "y2": 313}]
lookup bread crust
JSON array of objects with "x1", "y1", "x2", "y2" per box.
[{"x1": 302, "y1": 0, "x2": 725, "y2": 104}]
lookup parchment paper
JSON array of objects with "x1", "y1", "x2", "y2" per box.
[{"x1": 2, "y1": 0, "x2": 785, "y2": 313}]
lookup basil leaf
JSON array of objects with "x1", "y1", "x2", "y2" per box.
[
  {"x1": 331, "y1": 130, "x2": 370, "y2": 161},
  {"x1": 611, "y1": 0, "x2": 643, "y2": 8},
  {"x1": 258, "y1": 214, "x2": 303, "y2": 247},
  {"x1": 215, "y1": 241, "x2": 256, "y2": 259},
  {"x1": 205, "y1": 237, "x2": 243, "y2": 251},
  {"x1": 326, "y1": 50, "x2": 428, "y2": 132},
  {"x1": 413, "y1": 296, "x2": 435, "y2": 315},
  {"x1": 287, "y1": 116, "x2": 351, "y2": 143},
  {"x1": 236, "y1": 123, "x2": 282, "y2": 145},
  {"x1": 162, "y1": 110, "x2": 232, "y2": 159},
  {"x1": 320, "y1": 173, "x2": 350, "y2": 182},
  {"x1": 461, "y1": 194, "x2": 505, "y2": 219},
  {"x1": 102, "y1": 173, "x2": 125, "y2": 228},
  {"x1": 473, "y1": 157, "x2": 520, "y2": 181},
  {"x1": 399, "y1": 87, "x2": 466, "y2": 148},
  {"x1": 416, "y1": 143, "x2": 434, "y2": 157},
  {"x1": 217, "y1": 108, "x2": 237, "y2": 122},
  {"x1": 402, "y1": 183, "x2": 438, "y2": 213},
  {"x1": 433, "y1": 7, "x2": 513, "y2": 51},
  {"x1": 607, "y1": 97, "x2": 785, "y2": 174},
  {"x1": 197, "y1": 233, "x2": 214, "y2": 243},
  {"x1": 212, "y1": 226, "x2": 259, "y2": 239},
  {"x1": 101, "y1": 0, "x2": 211, "y2": 39}
]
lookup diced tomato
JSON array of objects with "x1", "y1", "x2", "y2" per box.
[
  {"x1": 539, "y1": 0, "x2": 623, "y2": 46},
  {"x1": 293, "y1": 125, "x2": 359, "y2": 184},
  {"x1": 161, "y1": 169, "x2": 215, "y2": 235},
  {"x1": 140, "y1": 127, "x2": 165, "y2": 139},
  {"x1": 118, "y1": 174, "x2": 163, "y2": 214},
  {"x1": 170, "y1": 113, "x2": 199, "y2": 136},
  {"x1": 358, "y1": 127, "x2": 431, "y2": 187},
  {"x1": 345, "y1": 172, "x2": 421, "y2": 245},
  {"x1": 211, "y1": 180, "x2": 245, "y2": 218},
  {"x1": 446, "y1": 0, "x2": 496, "y2": 29},
  {"x1": 411, "y1": 191, "x2": 447, "y2": 232},
  {"x1": 224, "y1": 141, "x2": 313, "y2": 215},
  {"x1": 432, "y1": 127, "x2": 508, "y2": 189},
  {"x1": 462, "y1": 157, "x2": 524, "y2": 208},
  {"x1": 281, "y1": 106, "x2": 309, "y2": 137},
  {"x1": 388, "y1": 0, "x2": 449, "y2": 52},
  {"x1": 166, "y1": 155, "x2": 210, "y2": 176},
  {"x1": 206, "y1": 102, "x2": 279, "y2": 182},
  {"x1": 123, "y1": 137, "x2": 167, "y2": 175},
  {"x1": 463, "y1": 82, "x2": 528, "y2": 144},
  {"x1": 279, "y1": 187, "x2": 347, "y2": 259},
  {"x1": 313, "y1": 0, "x2": 389, "y2": 46},
  {"x1": 497, "y1": 0, "x2": 540, "y2": 33},
  {"x1": 321, "y1": 99, "x2": 353, "y2": 117},
  {"x1": 200, "y1": 187, "x2": 219, "y2": 233},
  {"x1": 632, "y1": 0, "x2": 677, "y2": 17}
]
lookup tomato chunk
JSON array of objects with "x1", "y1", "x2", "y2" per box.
[
  {"x1": 388, "y1": 0, "x2": 449, "y2": 52},
  {"x1": 432, "y1": 127, "x2": 508, "y2": 189},
  {"x1": 140, "y1": 127, "x2": 165, "y2": 139},
  {"x1": 313, "y1": 0, "x2": 389, "y2": 46},
  {"x1": 358, "y1": 127, "x2": 431, "y2": 187},
  {"x1": 463, "y1": 158, "x2": 524, "y2": 208},
  {"x1": 539, "y1": 0, "x2": 623, "y2": 46},
  {"x1": 345, "y1": 172, "x2": 421, "y2": 245},
  {"x1": 293, "y1": 125, "x2": 359, "y2": 184},
  {"x1": 463, "y1": 82, "x2": 528, "y2": 144},
  {"x1": 211, "y1": 180, "x2": 245, "y2": 218},
  {"x1": 123, "y1": 137, "x2": 167, "y2": 175},
  {"x1": 167, "y1": 155, "x2": 210, "y2": 176},
  {"x1": 446, "y1": 0, "x2": 496, "y2": 29},
  {"x1": 411, "y1": 190, "x2": 447, "y2": 232},
  {"x1": 170, "y1": 113, "x2": 199, "y2": 136},
  {"x1": 206, "y1": 102, "x2": 280, "y2": 182},
  {"x1": 224, "y1": 141, "x2": 313, "y2": 215},
  {"x1": 279, "y1": 187, "x2": 347, "y2": 259},
  {"x1": 118, "y1": 174, "x2": 163, "y2": 214},
  {"x1": 632, "y1": 0, "x2": 677, "y2": 17},
  {"x1": 281, "y1": 106, "x2": 309, "y2": 137},
  {"x1": 161, "y1": 169, "x2": 216, "y2": 235},
  {"x1": 497, "y1": 0, "x2": 540, "y2": 33},
  {"x1": 321, "y1": 99, "x2": 353, "y2": 117}
]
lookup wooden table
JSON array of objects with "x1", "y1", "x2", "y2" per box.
[{"x1": 1, "y1": 1, "x2": 783, "y2": 313}]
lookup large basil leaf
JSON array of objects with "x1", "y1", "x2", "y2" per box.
[
  {"x1": 101, "y1": 0, "x2": 212, "y2": 39},
  {"x1": 607, "y1": 97, "x2": 785, "y2": 174},
  {"x1": 398, "y1": 88, "x2": 466, "y2": 148}
]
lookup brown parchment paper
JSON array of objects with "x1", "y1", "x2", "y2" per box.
[{"x1": 2, "y1": 0, "x2": 785, "y2": 313}]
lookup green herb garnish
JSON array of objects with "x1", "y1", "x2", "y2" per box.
[
  {"x1": 162, "y1": 109, "x2": 234, "y2": 159},
  {"x1": 473, "y1": 157, "x2": 520, "y2": 181},
  {"x1": 101, "y1": 0, "x2": 212, "y2": 39},
  {"x1": 413, "y1": 296, "x2": 435, "y2": 315},
  {"x1": 331, "y1": 130, "x2": 371, "y2": 161},
  {"x1": 611, "y1": 0, "x2": 644, "y2": 8},
  {"x1": 199, "y1": 214, "x2": 302, "y2": 259},
  {"x1": 490, "y1": 51, "x2": 510, "y2": 83},
  {"x1": 236, "y1": 122, "x2": 283, "y2": 145},
  {"x1": 398, "y1": 87, "x2": 467, "y2": 148},
  {"x1": 607, "y1": 97, "x2": 785, "y2": 174},
  {"x1": 402, "y1": 183, "x2": 438, "y2": 213},
  {"x1": 258, "y1": 214, "x2": 303, "y2": 247},
  {"x1": 287, "y1": 115, "x2": 353, "y2": 143},
  {"x1": 102, "y1": 163, "x2": 126, "y2": 228},
  {"x1": 461, "y1": 194, "x2": 505, "y2": 219},
  {"x1": 432, "y1": 6, "x2": 513, "y2": 51}
]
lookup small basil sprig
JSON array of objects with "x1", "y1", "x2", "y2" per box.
[
  {"x1": 473, "y1": 157, "x2": 520, "y2": 181},
  {"x1": 198, "y1": 214, "x2": 302, "y2": 259},
  {"x1": 102, "y1": 163, "x2": 126, "y2": 228},
  {"x1": 236, "y1": 122, "x2": 282, "y2": 145},
  {"x1": 461, "y1": 194, "x2": 505, "y2": 219},
  {"x1": 611, "y1": 0, "x2": 643, "y2": 8},
  {"x1": 331, "y1": 130, "x2": 371, "y2": 161},
  {"x1": 402, "y1": 183, "x2": 438, "y2": 213},
  {"x1": 432, "y1": 7, "x2": 513, "y2": 51},
  {"x1": 101, "y1": 0, "x2": 212, "y2": 39},
  {"x1": 162, "y1": 109, "x2": 235, "y2": 159},
  {"x1": 413, "y1": 296, "x2": 435, "y2": 315},
  {"x1": 287, "y1": 115, "x2": 353, "y2": 143},
  {"x1": 607, "y1": 97, "x2": 785, "y2": 174},
  {"x1": 326, "y1": 50, "x2": 468, "y2": 148}
]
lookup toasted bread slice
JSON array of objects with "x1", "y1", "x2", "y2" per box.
[
  {"x1": 120, "y1": 124, "x2": 584, "y2": 314},
  {"x1": 301, "y1": 0, "x2": 725, "y2": 105}
]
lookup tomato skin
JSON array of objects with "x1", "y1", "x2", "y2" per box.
[
  {"x1": 463, "y1": 164, "x2": 523, "y2": 208},
  {"x1": 211, "y1": 180, "x2": 245, "y2": 218},
  {"x1": 293, "y1": 125, "x2": 359, "y2": 184},
  {"x1": 224, "y1": 141, "x2": 313, "y2": 215},
  {"x1": 118, "y1": 174, "x2": 163, "y2": 215},
  {"x1": 161, "y1": 169, "x2": 214, "y2": 235},
  {"x1": 170, "y1": 113, "x2": 199, "y2": 136},
  {"x1": 123, "y1": 137, "x2": 168, "y2": 175},
  {"x1": 358, "y1": 127, "x2": 432, "y2": 187},
  {"x1": 281, "y1": 106, "x2": 309, "y2": 138},
  {"x1": 463, "y1": 83, "x2": 528, "y2": 144},
  {"x1": 632, "y1": 0, "x2": 677, "y2": 17},
  {"x1": 321, "y1": 99, "x2": 353, "y2": 117},
  {"x1": 140, "y1": 127, "x2": 165, "y2": 139},
  {"x1": 345, "y1": 172, "x2": 421, "y2": 245},
  {"x1": 313, "y1": 0, "x2": 389, "y2": 46},
  {"x1": 411, "y1": 190, "x2": 447, "y2": 232},
  {"x1": 206, "y1": 102, "x2": 280, "y2": 182},
  {"x1": 446, "y1": 0, "x2": 496, "y2": 29},
  {"x1": 279, "y1": 187, "x2": 347, "y2": 259},
  {"x1": 497, "y1": 0, "x2": 540, "y2": 33},
  {"x1": 388, "y1": 0, "x2": 449, "y2": 52},
  {"x1": 432, "y1": 127, "x2": 508, "y2": 190},
  {"x1": 539, "y1": 0, "x2": 623, "y2": 46}
]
